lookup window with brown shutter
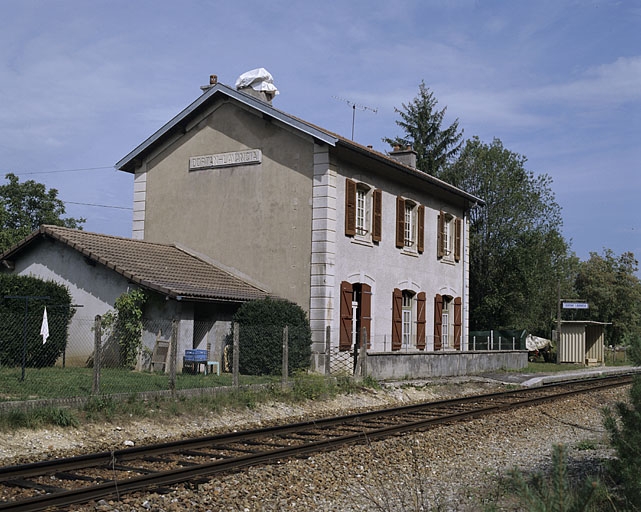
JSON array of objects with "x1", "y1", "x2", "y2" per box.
[
  {"x1": 453, "y1": 297, "x2": 462, "y2": 349},
  {"x1": 417, "y1": 205, "x2": 425, "y2": 253},
  {"x1": 372, "y1": 189, "x2": 382, "y2": 243},
  {"x1": 391, "y1": 288, "x2": 403, "y2": 351},
  {"x1": 361, "y1": 283, "x2": 372, "y2": 348},
  {"x1": 395, "y1": 197, "x2": 405, "y2": 248},
  {"x1": 434, "y1": 294, "x2": 443, "y2": 350},
  {"x1": 454, "y1": 217, "x2": 462, "y2": 262},
  {"x1": 345, "y1": 179, "x2": 356, "y2": 237},
  {"x1": 339, "y1": 281, "x2": 353, "y2": 351},
  {"x1": 416, "y1": 292, "x2": 426, "y2": 350},
  {"x1": 437, "y1": 211, "x2": 445, "y2": 258}
]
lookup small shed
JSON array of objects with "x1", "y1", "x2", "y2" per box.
[{"x1": 558, "y1": 321, "x2": 609, "y2": 365}]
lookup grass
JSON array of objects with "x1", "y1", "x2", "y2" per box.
[
  {"x1": 0, "y1": 366, "x2": 278, "y2": 401},
  {"x1": 0, "y1": 369, "x2": 369, "y2": 430}
]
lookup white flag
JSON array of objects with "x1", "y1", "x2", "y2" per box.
[{"x1": 40, "y1": 307, "x2": 49, "y2": 344}]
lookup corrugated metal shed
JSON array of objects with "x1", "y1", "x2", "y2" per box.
[{"x1": 558, "y1": 321, "x2": 608, "y2": 365}]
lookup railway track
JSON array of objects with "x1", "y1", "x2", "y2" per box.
[{"x1": 0, "y1": 373, "x2": 633, "y2": 512}]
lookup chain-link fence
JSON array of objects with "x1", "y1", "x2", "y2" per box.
[{"x1": 0, "y1": 312, "x2": 323, "y2": 402}]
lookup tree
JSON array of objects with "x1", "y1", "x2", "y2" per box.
[
  {"x1": 574, "y1": 249, "x2": 641, "y2": 347},
  {"x1": 383, "y1": 81, "x2": 463, "y2": 176},
  {"x1": 440, "y1": 137, "x2": 572, "y2": 333},
  {"x1": 0, "y1": 173, "x2": 85, "y2": 252}
]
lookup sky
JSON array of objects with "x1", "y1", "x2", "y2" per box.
[{"x1": 1, "y1": 0, "x2": 639, "y2": 265}]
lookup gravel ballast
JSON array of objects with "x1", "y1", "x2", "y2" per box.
[{"x1": 0, "y1": 377, "x2": 629, "y2": 511}]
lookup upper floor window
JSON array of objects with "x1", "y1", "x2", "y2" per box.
[
  {"x1": 396, "y1": 197, "x2": 424, "y2": 253},
  {"x1": 345, "y1": 178, "x2": 382, "y2": 243},
  {"x1": 438, "y1": 211, "x2": 461, "y2": 262},
  {"x1": 356, "y1": 187, "x2": 368, "y2": 236}
]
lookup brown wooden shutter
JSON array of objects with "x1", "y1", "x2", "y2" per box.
[
  {"x1": 417, "y1": 205, "x2": 425, "y2": 253},
  {"x1": 339, "y1": 281, "x2": 353, "y2": 351},
  {"x1": 345, "y1": 179, "x2": 356, "y2": 237},
  {"x1": 391, "y1": 288, "x2": 403, "y2": 351},
  {"x1": 437, "y1": 211, "x2": 445, "y2": 258},
  {"x1": 453, "y1": 297, "x2": 462, "y2": 350},
  {"x1": 361, "y1": 283, "x2": 372, "y2": 349},
  {"x1": 395, "y1": 196, "x2": 405, "y2": 248},
  {"x1": 372, "y1": 189, "x2": 382, "y2": 243},
  {"x1": 434, "y1": 294, "x2": 443, "y2": 351},
  {"x1": 454, "y1": 217, "x2": 462, "y2": 262},
  {"x1": 416, "y1": 292, "x2": 426, "y2": 350}
]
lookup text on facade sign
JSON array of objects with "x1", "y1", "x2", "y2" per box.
[{"x1": 189, "y1": 149, "x2": 262, "y2": 170}]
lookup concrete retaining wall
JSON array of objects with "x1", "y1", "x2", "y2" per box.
[{"x1": 365, "y1": 350, "x2": 528, "y2": 380}]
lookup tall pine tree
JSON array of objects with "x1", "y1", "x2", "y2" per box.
[{"x1": 383, "y1": 81, "x2": 463, "y2": 176}]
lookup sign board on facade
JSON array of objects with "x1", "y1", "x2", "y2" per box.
[
  {"x1": 562, "y1": 302, "x2": 589, "y2": 309},
  {"x1": 189, "y1": 149, "x2": 262, "y2": 171}
]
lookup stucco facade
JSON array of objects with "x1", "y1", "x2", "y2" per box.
[{"x1": 117, "y1": 81, "x2": 482, "y2": 374}]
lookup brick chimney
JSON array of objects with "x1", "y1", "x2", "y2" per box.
[
  {"x1": 389, "y1": 144, "x2": 417, "y2": 168},
  {"x1": 200, "y1": 74, "x2": 218, "y2": 92}
]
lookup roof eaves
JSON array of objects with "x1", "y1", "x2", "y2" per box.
[{"x1": 336, "y1": 139, "x2": 485, "y2": 207}]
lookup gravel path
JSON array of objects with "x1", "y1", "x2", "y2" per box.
[{"x1": 0, "y1": 377, "x2": 628, "y2": 511}]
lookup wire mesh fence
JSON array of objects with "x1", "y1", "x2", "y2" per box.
[{"x1": 0, "y1": 313, "x2": 322, "y2": 402}]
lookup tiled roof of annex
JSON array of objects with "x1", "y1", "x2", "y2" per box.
[{"x1": 0, "y1": 225, "x2": 270, "y2": 303}]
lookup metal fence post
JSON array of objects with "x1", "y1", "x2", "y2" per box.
[
  {"x1": 325, "y1": 326, "x2": 331, "y2": 376},
  {"x1": 92, "y1": 315, "x2": 101, "y2": 395},
  {"x1": 282, "y1": 325, "x2": 289, "y2": 389},
  {"x1": 359, "y1": 328, "x2": 368, "y2": 379},
  {"x1": 169, "y1": 319, "x2": 177, "y2": 397},
  {"x1": 233, "y1": 322, "x2": 239, "y2": 388}
]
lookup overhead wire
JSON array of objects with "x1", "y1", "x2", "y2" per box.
[{"x1": 2, "y1": 166, "x2": 132, "y2": 211}]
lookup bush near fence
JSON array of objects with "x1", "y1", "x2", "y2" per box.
[{"x1": 1, "y1": 274, "x2": 74, "y2": 368}]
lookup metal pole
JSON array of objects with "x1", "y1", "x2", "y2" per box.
[
  {"x1": 232, "y1": 322, "x2": 239, "y2": 388},
  {"x1": 325, "y1": 326, "x2": 331, "y2": 376},
  {"x1": 92, "y1": 315, "x2": 102, "y2": 395},
  {"x1": 282, "y1": 325, "x2": 289, "y2": 389},
  {"x1": 169, "y1": 319, "x2": 178, "y2": 397}
]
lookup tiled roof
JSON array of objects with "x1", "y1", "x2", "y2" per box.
[
  {"x1": 1, "y1": 226, "x2": 270, "y2": 303},
  {"x1": 115, "y1": 83, "x2": 484, "y2": 207}
]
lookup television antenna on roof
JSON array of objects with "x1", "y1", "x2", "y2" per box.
[{"x1": 333, "y1": 96, "x2": 378, "y2": 141}]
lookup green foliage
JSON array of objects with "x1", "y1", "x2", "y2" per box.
[
  {"x1": 100, "y1": 289, "x2": 147, "y2": 368},
  {"x1": 603, "y1": 371, "x2": 641, "y2": 509},
  {"x1": 0, "y1": 407, "x2": 79, "y2": 430},
  {"x1": 441, "y1": 136, "x2": 571, "y2": 333},
  {"x1": 0, "y1": 274, "x2": 73, "y2": 367},
  {"x1": 574, "y1": 250, "x2": 641, "y2": 347},
  {"x1": 227, "y1": 297, "x2": 312, "y2": 376},
  {"x1": 383, "y1": 81, "x2": 464, "y2": 176},
  {"x1": 502, "y1": 444, "x2": 611, "y2": 511},
  {"x1": 0, "y1": 172, "x2": 85, "y2": 252}
]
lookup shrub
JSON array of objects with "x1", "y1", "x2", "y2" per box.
[
  {"x1": 0, "y1": 274, "x2": 73, "y2": 367},
  {"x1": 603, "y1": 337, "x2": 641, "y2": 509},
  {"x1": 99, "y1": 289, "x2": 147, "y2": 368},
  {"x1": 227, "y1": 298, "x2": 311, "y2": 376}
]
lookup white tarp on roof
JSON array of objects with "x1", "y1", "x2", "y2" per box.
[
  {"x1": 235, "y1": 68, "x2": 279, "y2": 95},
  {"x1": 526, "y1": 334, "x2": 553, "y2": 351}
]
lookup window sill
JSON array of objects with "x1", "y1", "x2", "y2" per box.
[
  {"x1": 400, "y1": 248, "x2": 419, "y2": 258},
  {"x1": 350, "y1": 236, "x2": 374, "y2": 248}
]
